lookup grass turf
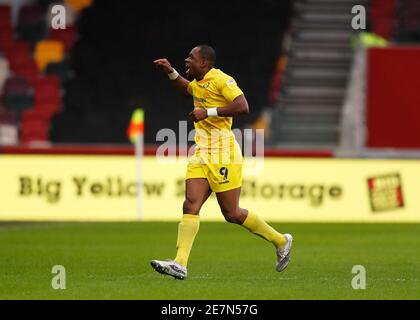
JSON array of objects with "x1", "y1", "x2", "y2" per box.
[{"x1": 0, "y1": 222, "x2": 419, "y2": 300}]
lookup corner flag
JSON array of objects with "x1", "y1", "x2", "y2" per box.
[
  {"x1": 127, "y1": 108, "x2": 144, "y2": 143},
  {"x1": 127, "y1": 108, "x2": 144, "y2": 220}
]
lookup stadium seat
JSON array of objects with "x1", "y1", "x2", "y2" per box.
[
  {"x1": 20, "y1": 121, "x2": 50, "y2": 144},
  {"x1": 22, "y1": 108, "x2": 54, "y2": 123},
  {"x1": 34, "y1": 40, "x2": 65, "y2": 72},
  {"x1": 21, "y1": 109, "x2": 54, "y2": 144},
  {"x1": 4, "y1": 41, "x2": 31, "y2": 55},
  {"x1": 0, "y1": 110, "x2": 17, "y2": 123},
  {"x1": 34, "y1": 98, "x2": 62, "y2": 113},
  {"x1": 33, "y1": 75, "x2": 60, "y2": 92},
  {"x1": 2, "y1": 76, "x2": 33, "y2": 112},
  {"x1": 64, "y1": 0, "x2": 93, "y2": 14},
  {"x1": 3, "y1": 76, "x2": 31, "y2": 95},
  {"x1": 51, "y1": 1, "x2": 289, "y2": 144},
  {"x1": 17, "y1": 4, "x2": 47, "y2": 45},
  {"x1": 0, "y1": 5, "x2": 11, "y2": 26},
  {"x1": 0, "y1": 28, "x2": 14, "y2": 51},
  {"x1": 12, "y1": 60, "x2": 39, "y2": 86},
  {"x1": 2, "y1": 95, "x2": 33, "y2": 112},
  {"x1": 34, "y1": 75, "x2": 61, "y2": 90},
  {"x1": 369, "y1": 0, "x2": 396, "y2": 40},
  {"x1": 44, "y1": 61, "x2": 72, "y2": 80},
  {"x1": 33, "y1": 76, "x2": 62, "y2": 108},
  {"x1": 48, "y1": 26, "x2": 77, "y2": 52},
  {"x1": 4, "y1": 42, "x2": 32, "y2": 70}
]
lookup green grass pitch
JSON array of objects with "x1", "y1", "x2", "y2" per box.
[{"x1": 0, "y1": 222, "x2": 419, "y2": 300}]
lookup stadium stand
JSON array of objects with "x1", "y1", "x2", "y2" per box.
[
  {"x1": 0, "y1": 0, "x2": 417, "y2": 149},
  {"x1": 268, "y1": 0, "x2": 419, "y2": 149},
  {"x1": 0, "y1": 0, "x2": 294, "y2": 146},
  {"x1": 2, "y1": 76, "x2": 33, "y2": 111},
  {"x1": 48, "y1": 26, "x2": 76, "y2": 52},
  {"x1": 49, "y1": 0, "x2": 293, "y2": 145},
  {"x1": 0, "y1": 0, "x2": 81, "y2": 145},
  {"x1": 267, "y1": 0, "x2": 372, "y2": 148},
  {"x1": 16, "y1": 3, "x2": 47, "y2": 46},
  {"x1": 369, "y1": 0, "x2": 396, "y2": 40}
]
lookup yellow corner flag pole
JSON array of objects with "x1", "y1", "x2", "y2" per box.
[{"x1": 127, "y1": 109, "x2": 144, "y2": 221}]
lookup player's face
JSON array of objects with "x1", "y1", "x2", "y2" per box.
[{"x1": 185, "y1": 47, "x2": 203, "y2": 80}]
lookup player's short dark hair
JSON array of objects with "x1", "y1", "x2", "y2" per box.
[{"x1": 197, "y1": 45, "x2": 216, "y2": 66}]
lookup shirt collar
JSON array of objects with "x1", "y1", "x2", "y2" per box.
[{"x1": 199, "y1": 68, "x2": 216, "y2": 82}]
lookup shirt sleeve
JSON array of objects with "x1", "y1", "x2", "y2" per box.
[
  {"x1": 218, "y1": 77, "x2": 243, "y2": 103},
  {"x1": 187, "y1": 81, "x2": 194, "y2": 95}
]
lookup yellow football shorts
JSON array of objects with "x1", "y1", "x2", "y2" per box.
[{"x1": 186, "y1": 145, "x2": 243, "y2": 193}]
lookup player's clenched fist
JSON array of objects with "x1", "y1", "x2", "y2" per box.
[
  {"x1": 189, "y1": 109, "x2": 208, "y2": 122},
  {"x1": 153, "y1": 58, "x2": 174, "y2": 74}
]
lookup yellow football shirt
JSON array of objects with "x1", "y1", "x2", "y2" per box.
[{"x1": 187, "y1": 68, "x2": 243, "y2": 153}]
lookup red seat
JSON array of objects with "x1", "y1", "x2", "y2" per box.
[
  {"x1": 0, "y1": 5, "x2": 11, "y2": 26},
  {"x1": 48, "y1": 26, "x2": 77, "y2": 51},
  {"x1": 34, "y1": 40, "x2": 65, "y2": 71},
  {"x1": 3, "y1": 76, "x2": 31, "y2": 95},
  {"x1": 369, "y1": 0, "x2": 396, "y2": 39},
  {"x1": 34, "y1": 75, "x2": 61, "y2": 91},
  {"x1": 0, "y1": 19, "x2": 11, "y2": 31},
  {"x1": 21, "y1": 109, "x2": 54, "y2": 144},
  {"x1": 0, "y1": 110, "x2": 17, "y2": 124},
  {"x1": 8, "y1": 41, "x2": 31, "y2": 54},
  {"x1": 18, "y1": 4, "x2": 44, "y2": 29},
  {"x1": 5, "y1": 43, "x2": 32, "y2": 70},
  {"x1": 34, "y1": 100, "x2": 61, "y2": 113},
  {"x1": 13, "y1": 61, "x2": 39, "y2": 86},
  {"x1": 34, "y1": 94, "x2": 62, "y2": 107},
  {"x1": 6, "y1": 52, "x2": 30, "y2": 70},
  {"x1": 32, "y1": 75, "x2": 62, "y2": 109},
  {"x1": 0, "y1": 29, "x2": 14, "y2": 50},
  {"x1": 22, "y1": 109, "x2": 54, "y2": 122},
  {"x1": 20, "y1": 111, "x2": 50, "y2": 141},
  {"x1": 21, "y1": 123, "x2": 49, "y2": 143}
]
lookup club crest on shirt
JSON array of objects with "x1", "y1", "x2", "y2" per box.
[{"x1": 226, "y1": 79, "x2": 234, "y2": 86}]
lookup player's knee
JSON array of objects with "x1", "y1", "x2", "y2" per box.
[
  {"x1": 224, "y1": 215, "x2": 238, "y2": 224},
  {"x1": 221, "y1": 208, "x2": 242, "y2": 224},
  {"x1": 183, "y1": 198, "x2": 202, "y2": 214}
]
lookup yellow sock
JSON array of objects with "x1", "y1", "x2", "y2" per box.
[
  {"x1": 174, "y1": 214, "x2": 200, "y2": 267},
  {"x1": 242, "y1": 211, "x2": 287, "y2": 248}
]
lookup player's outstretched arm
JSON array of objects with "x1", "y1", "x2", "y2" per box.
[{"x1": 153, "y1": 58, "x2": 191, "y2": 96}]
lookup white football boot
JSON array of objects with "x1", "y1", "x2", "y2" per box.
[
  {"x1": 150, "y1": 259, "x2": 187, "y2": 280},
  {"x1": 276, "y1": 233, "x2": 293, "y2": 272}
]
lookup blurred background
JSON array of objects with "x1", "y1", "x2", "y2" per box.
[
  {"x1": 0, "y1": 0, "x2": 418, "y2": 156},
  {"x1": 0, "y1": 1, "x2": 420, "y2": 300}
]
